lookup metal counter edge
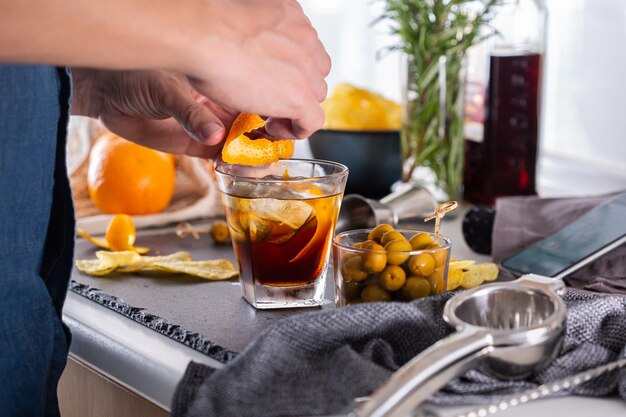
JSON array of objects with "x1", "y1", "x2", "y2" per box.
[{"x1": 62, "y1": 291, "x2": 224, "y2": 411}]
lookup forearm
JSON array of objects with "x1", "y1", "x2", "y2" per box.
[
  {"x1": 9, "y1": 0, "x2": 332, "y2": 139},
  {"x1": 0, "y1": 0, "x2": 212, "y2": 73}
]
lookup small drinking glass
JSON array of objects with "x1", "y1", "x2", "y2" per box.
[
  {"x1": 215, "y1": 159, "x2": 348, "y2": 309},
  {"x1": 333, "y1": 229, "x2": 452, "y2": 306}
]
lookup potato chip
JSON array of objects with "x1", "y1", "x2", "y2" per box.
[
  {"x1": 447, "y1": 268, "x2": 463, "y2": 291},
  {"x1": 449, "y1": 260, "x2": 476, "y2": 270},
  {"x1": 118, "y1": 251, "x2": 192, "y2": 272},
  {"x1": 151, "y1": 260, "x2": 238, "y2": 280},
  {"x1": 75, "y1": 250, "x2": 237, "y2": 281},
  {"x1": 75, "y1": 259, "x2": 114, "y2": 276},
  {"x1": 460, "y1": 262, "x2": 500, "y2": 289},
  {"x1": 76, "y1": 250, "x2": 141, "y2": 276},
  {"x1": 479, "y1": 263, "x2": 500, "y2": 281},
  {"x1": 321, "y1": 83, "x2": 402, "y2": 130},
  {"x1": 447, "y1": 260, "x2": 477, "y2": 291},
  {"x1": 97, "y1": 250, "x2": 142, "y2": 267},
  {"x1": 461, "y1": 266, "x2": 486, "y2": 289}
]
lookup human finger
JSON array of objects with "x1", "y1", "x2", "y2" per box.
[
  {"x1": 101, "y1": 113, "x2": 222, "y2": 158},
  {"x1": 258, "y1": 66, "x2": 325, "y2": 138},
  {"x1": 160, "y1": 84, "x2": 226, "y2": 146},
  {"x1": 264, "y1": 98, "x2": 325, "y2": 139}
]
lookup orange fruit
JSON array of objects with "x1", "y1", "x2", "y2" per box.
[
  {"x1": 87, "y1": 132, "x2": 176, "y2": 215},
  {"x1": 221, "y1": 113, "x2": 294, "y2": 166}
]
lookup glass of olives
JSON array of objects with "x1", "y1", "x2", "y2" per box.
[{"x1": 332, "y1": 225, "x2": 452, "y2": 306}]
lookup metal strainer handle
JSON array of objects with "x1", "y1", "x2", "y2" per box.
[
  {"x1": 356, "y1": 327, "x2": 493, "y2": 417},
  {"x1": 514, "y1": 274, "x2": 567, "y2": 295}
]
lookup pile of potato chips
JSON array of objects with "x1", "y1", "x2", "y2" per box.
[
  {"x1": 76, "y1": 250, "x2": 238, "y2": 281},
  {"x1": 447, "y1": 260, "x2": 499, "y2": 291},
  {"x1": 322, "y1": 83, "x2": 402, "y2": 131}
]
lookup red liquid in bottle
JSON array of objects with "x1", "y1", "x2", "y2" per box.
[{"x1": 463, "y1": 52, "x2": 542, "y2": 205}]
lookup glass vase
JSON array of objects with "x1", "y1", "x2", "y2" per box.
[{"x1": 401, "y1": 54, "x2": 466, "y2": 202}]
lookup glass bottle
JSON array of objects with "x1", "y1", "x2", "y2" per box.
[{"x1": 462, "y1": 0, "x2": 547, "y2": 205}]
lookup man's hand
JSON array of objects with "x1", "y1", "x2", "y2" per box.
[
  {"x1": 182, "y1": 0, "x2": 331, "y2": 139},
  {"x1": 72, "y1": 69, "x2": 239, "y2": 158},
  {"x1": 3, "y1": 0, "x2": 330, "y2": 141}
]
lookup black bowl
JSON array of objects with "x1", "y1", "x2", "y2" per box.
[{"x1": 308, "y1": 129, "x2": 402, "y2": 199}]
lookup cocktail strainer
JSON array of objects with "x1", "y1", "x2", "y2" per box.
[{"x1": 357, "y1": 274, "x2": 567, "y2": 417}]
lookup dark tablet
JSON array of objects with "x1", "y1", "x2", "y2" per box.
[{"x1": 501, "y1": 192, "x2": 626, "y2": 279}]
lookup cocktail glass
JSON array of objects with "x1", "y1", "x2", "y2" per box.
[{"x1": 215, "y1": 159, "x2": 348, "y2": 309}]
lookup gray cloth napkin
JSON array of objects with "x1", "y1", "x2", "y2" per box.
[
  {"x1": 492, "y1": 192, "x2": 626, "y2": 293},
  {"x1": 171, "y1": 290, "x2": 626, "y2": 417}
]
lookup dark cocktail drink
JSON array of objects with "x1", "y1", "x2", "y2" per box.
[
  {"x1": 216, "y1": 159, "x2": 348, "y2": 309},
  {"x1": 222, "y1": 192, "x2": 342, "y2": 287}
]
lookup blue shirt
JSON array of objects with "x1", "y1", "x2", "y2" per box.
[{"x1": 0, "y1": 64, "x2": 74, "y2": 417}]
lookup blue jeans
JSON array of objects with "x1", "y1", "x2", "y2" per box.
[{"x1": 0, "y1": 65, "x2": 74, "y2": 417}]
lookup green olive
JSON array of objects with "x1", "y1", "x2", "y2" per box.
[
  {"x1": 361, "y1": 243, "x2": 387, "y2": 273},
  {"x1": 407, "y1": 253, "x2": 435, "y2": 276},
  {"x1": 361, "y1": 284, "x2": 392, "y2": 302},
  {"x1": 341, "y1": 256, "x2": 369, "y2": 283},
  {"x1": 409, "y1": 232, "x2": 434, "y2": 250},
  {"x1": 361, "y1": 240, "x2": 380, "y2": 249},
  {"x1": 427, "y1": 243, "x2": 448, "y2": 268},
  {"x1": 367, "y1": 224, "x2": 395, "y2": 243},
  {"x1": 354, "y1": 240, "x2": 376, "y2": 249},
  {"x1": 384, "y1": 239, "x2": 413, "y2": 265},
  {"x1": 379, "y1": 265, "x2": 407, "y2": 291},
  {"x1": 210, "y1": 220, "x2": 230, "y2": 243},
  {"x1": 343, "y1": 281, "x2": 362, "y2": 300},
  {"x1": 425, "y1": 268, "x2": 446, "y2": 294},
  {"x1": 380, "y1": 230, "x2": 407, "y2": 247},
  {"x1": 340, "y1": 252, "x2": 359, "y2": 264},
  {"x1": 402, "y1": 277, "x2": 431, "y2": 300}
]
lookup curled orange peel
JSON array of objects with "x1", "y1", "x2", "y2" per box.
[
  {"x1": 221, "y1": 113, "x2": 294, "y2": 166},
  {"x1": 78, "y1": 214, "x2": 149, "y2": 254}
]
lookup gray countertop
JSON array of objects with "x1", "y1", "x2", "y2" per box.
[
  {"x1": 69, "y1": 222, "x2": 338, "y2": 356},
  {"x1": 62, "y1": 209, "x2": 626, "y2": 416}
]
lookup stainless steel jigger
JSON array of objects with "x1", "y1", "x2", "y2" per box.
[
  {"x1": 356, "y1": 275, "x2": 567, "y2": 417},
  {"x1": 336, "y1": 183, "x2": 437, "y2": 233}
]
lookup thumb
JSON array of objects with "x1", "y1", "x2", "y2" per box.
[{"x1": 163, "y1": 85, "x2": 226, "y2": 146}]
